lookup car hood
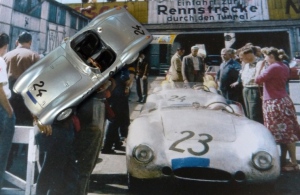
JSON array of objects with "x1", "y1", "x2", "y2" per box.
[{"x1": 161, "y1": 108, "x2": 236, "y2": 142}]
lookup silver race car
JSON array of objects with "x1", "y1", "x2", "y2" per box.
[
  {"x1": 126, "y1": 82, "x2": 280, "y2": 190},
  {"x1": 14, "y1": 7, "x2": 152, "y2": 125}
]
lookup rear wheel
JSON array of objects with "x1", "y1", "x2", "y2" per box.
[{"x1": 56, "y1": 108, "x2": 73, "y2": 121}]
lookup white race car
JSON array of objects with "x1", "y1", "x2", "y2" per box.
[
  {"x1": 14, "y1": 7, "x2": 152, "y2": 125},
  {"x1": 126, "y1": 82, "x2": 280, "y2": 190}
]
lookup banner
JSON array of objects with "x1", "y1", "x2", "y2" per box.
[{"x1": 148, "y1": 0, "x2": 269, "y2": 24}]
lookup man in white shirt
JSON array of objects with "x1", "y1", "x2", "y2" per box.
[{"x1": 0, "y1": 32, "x2": 15, "y2": 189}]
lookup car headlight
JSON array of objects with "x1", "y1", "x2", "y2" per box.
[
  {"x1": 252, "y1": 151, "x2": 273, "y2": 170},
  {"x1": 132, "y1": 144, "x2": 154, "y2": 163}
]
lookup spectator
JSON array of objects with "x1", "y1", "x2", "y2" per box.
[
  {"x1": 169, "y1": 47, "x2": 185, "y2": 86},
  {"x1": 74, "y1": 81, "x2": 111, "y2": 195},
  {"x1": 4, "y1": 31, "x2": 40, "y2": 169},
  {"x1": 4, "y1": 31, "x2": 40, "y2": 125},
  {"x1": 126, "y1": 61, "x2": 137, "y2": 95},
  {"x1": 255, "y1": 46, "x2": 264, "y2": 61},
  {"x1": 182, "y1": 46, "x2": 205, "y2": 84},
  {"x1": 35, "y1": 117, "x2": 79, "y2": 194},
  {"x1": 277, "y1": 48, "x2": 290, "y2": 94},
  {"x1": 238, "y1": 46, "x2": 264, "y2": 124},
  {"x1": 102, "y1": 67, "x2": 130, "y2": 154},
  {"x1": 255, "y1": 47, "x2": 300, "y2": 171},
  {"x1": 0, "y1": 32, "x2": 15, "y2": 190},
  {"x1": 135, "y1": 53, "x2": 149, "y2": 103},
  {"x1": 216, "y1": 48, "x2": 243, "y2": 103}
]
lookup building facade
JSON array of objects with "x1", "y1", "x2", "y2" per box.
[{"x1": 0, "y1": 0, "x2": 89, "y2": 54}]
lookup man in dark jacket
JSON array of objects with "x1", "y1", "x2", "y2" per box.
[
  {"x1": 135, "y1": 53, "x2": 150, "y2": 103},
  {"x1": 216, "y1": 48, "x2": 242, "y2": 102},
  {"x1": 182, "y1": 46, "x2": 205, "y2": 84}
]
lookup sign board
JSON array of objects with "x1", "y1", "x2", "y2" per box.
[{"x1": 148, "y1": 0, "x2": 269, "y2": 24}]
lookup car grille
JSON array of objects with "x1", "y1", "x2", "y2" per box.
[{"x1": 173, "y1": 167, "x2": 233, "y2": 182}]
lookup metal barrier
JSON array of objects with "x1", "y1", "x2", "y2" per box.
[{"x1": 1, "y1": 126, "x2": 37, "y2": 195}]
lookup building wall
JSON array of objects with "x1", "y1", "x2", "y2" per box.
[{"x1": 0, "y1": 0, "x2": 89, "y2": 54}]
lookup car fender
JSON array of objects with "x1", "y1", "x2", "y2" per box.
[{"x1": 13, "y1": 46, "x2": 65, "y2": 94}]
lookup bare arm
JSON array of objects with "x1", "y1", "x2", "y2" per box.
[
  {"x1": 255, "y1": 60, "x2": 266, "y2": 78},
  {"x1": 0, "y1": 83, "x2": 13, "y2": 117}
]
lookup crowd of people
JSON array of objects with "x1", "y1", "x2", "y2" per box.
[
  {"x1": 216, "y1": 44, "x2": 300, "y2": 172},
  {"x1": 168, "y1": 42, "x2": 300, "y2": 172}
]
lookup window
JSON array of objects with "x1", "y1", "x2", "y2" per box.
[
  {"x1": 48, "y1": 4, "x2": 57, "y2": 23},
  {"x1": 70, "y1": 13, "x2": 77, "y2": 29},
  {"x1": 14, "y1": 0, "x2": 41, "y2": 18},
  {"x1": 57, "y1": 8, "x2": 66, "y2": 25},
  {"x1": 48, "y1": 3, "x2": 66, "y2": 25},
  {"x1": 78, "y1": 19, "x2": 88, "y2": 30}
]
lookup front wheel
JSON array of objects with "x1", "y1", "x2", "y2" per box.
[{"x1": 56, "y1": 108, "x2": 73, "y2": 121}]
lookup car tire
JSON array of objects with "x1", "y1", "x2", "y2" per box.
[{"x1": 56, "y1": 108, "x2": 73, "y2": 121}]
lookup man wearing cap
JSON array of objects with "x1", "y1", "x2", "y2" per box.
[
  {"x1": 4, "y1": 31, "x2": 40, "y2": 126},
  {"x1": 169, "y1": 47, "x2": 185, "y2": 84},
  {"x1": 182, "y1": 46, "x2": 205, "y2": 84}
]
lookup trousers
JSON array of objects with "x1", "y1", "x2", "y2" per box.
[{"x1": 0, "y1": 105, "x2": 15, "y2": 188}]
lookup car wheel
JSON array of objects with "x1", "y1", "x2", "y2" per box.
[{"x1": 56, "y1": 108, "x2": 73, "y2": 121}]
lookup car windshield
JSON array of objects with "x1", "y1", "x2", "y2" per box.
[
  {"x1": 151, "y1": 82, "x2": 244, "y2": 116},
  {"x1": 71, "y1": 30, "x2": 116, "y2": 72}
]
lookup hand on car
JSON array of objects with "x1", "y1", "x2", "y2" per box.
[
  {"x1": 37, "y1": 123, "x2": 52, "y2": 136},
  {"x1": 33, "y1": 115, "x2": 52, "y2": 136}
]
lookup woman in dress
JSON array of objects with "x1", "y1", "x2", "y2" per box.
[{"x1": 255, "y1": 47, "x2": 300, "y2": 171}]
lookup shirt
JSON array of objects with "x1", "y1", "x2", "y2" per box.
[
  {"x1": 241, "y1": 62, "x2": 259, "y2": 88},
  {"x1": 192, "y1": 56, "x2": 200, "y2": 70},
  {"x1": 255, "y1": 62, "x2": 289, "y2": 100},
  {"x1": 0, "y1": 57, "x2": 11, "y2": 98},
  {"x1": 4, "y1": 45, "x2": 40, "y2": 81}
]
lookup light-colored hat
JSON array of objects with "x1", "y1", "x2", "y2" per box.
[{"x1": 191, "y1": 46, "x2": 199, "y2": 50}]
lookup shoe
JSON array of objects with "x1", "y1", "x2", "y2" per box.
[
  {"x1": 281, "y1": 163, "x2": 299, "y2": 172},
  {"x1": 137, "y1": 98, "x2": 142, "y2": 102},
  {"x1": 101, "y1": 148, "x2": 116, "y2": 154},
  {"x1": 114, "y1": 141, "x2": 124, "y2": 150},
  {"x1": 114, "y1": 145, "x2": 125, "y2": 151}
]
